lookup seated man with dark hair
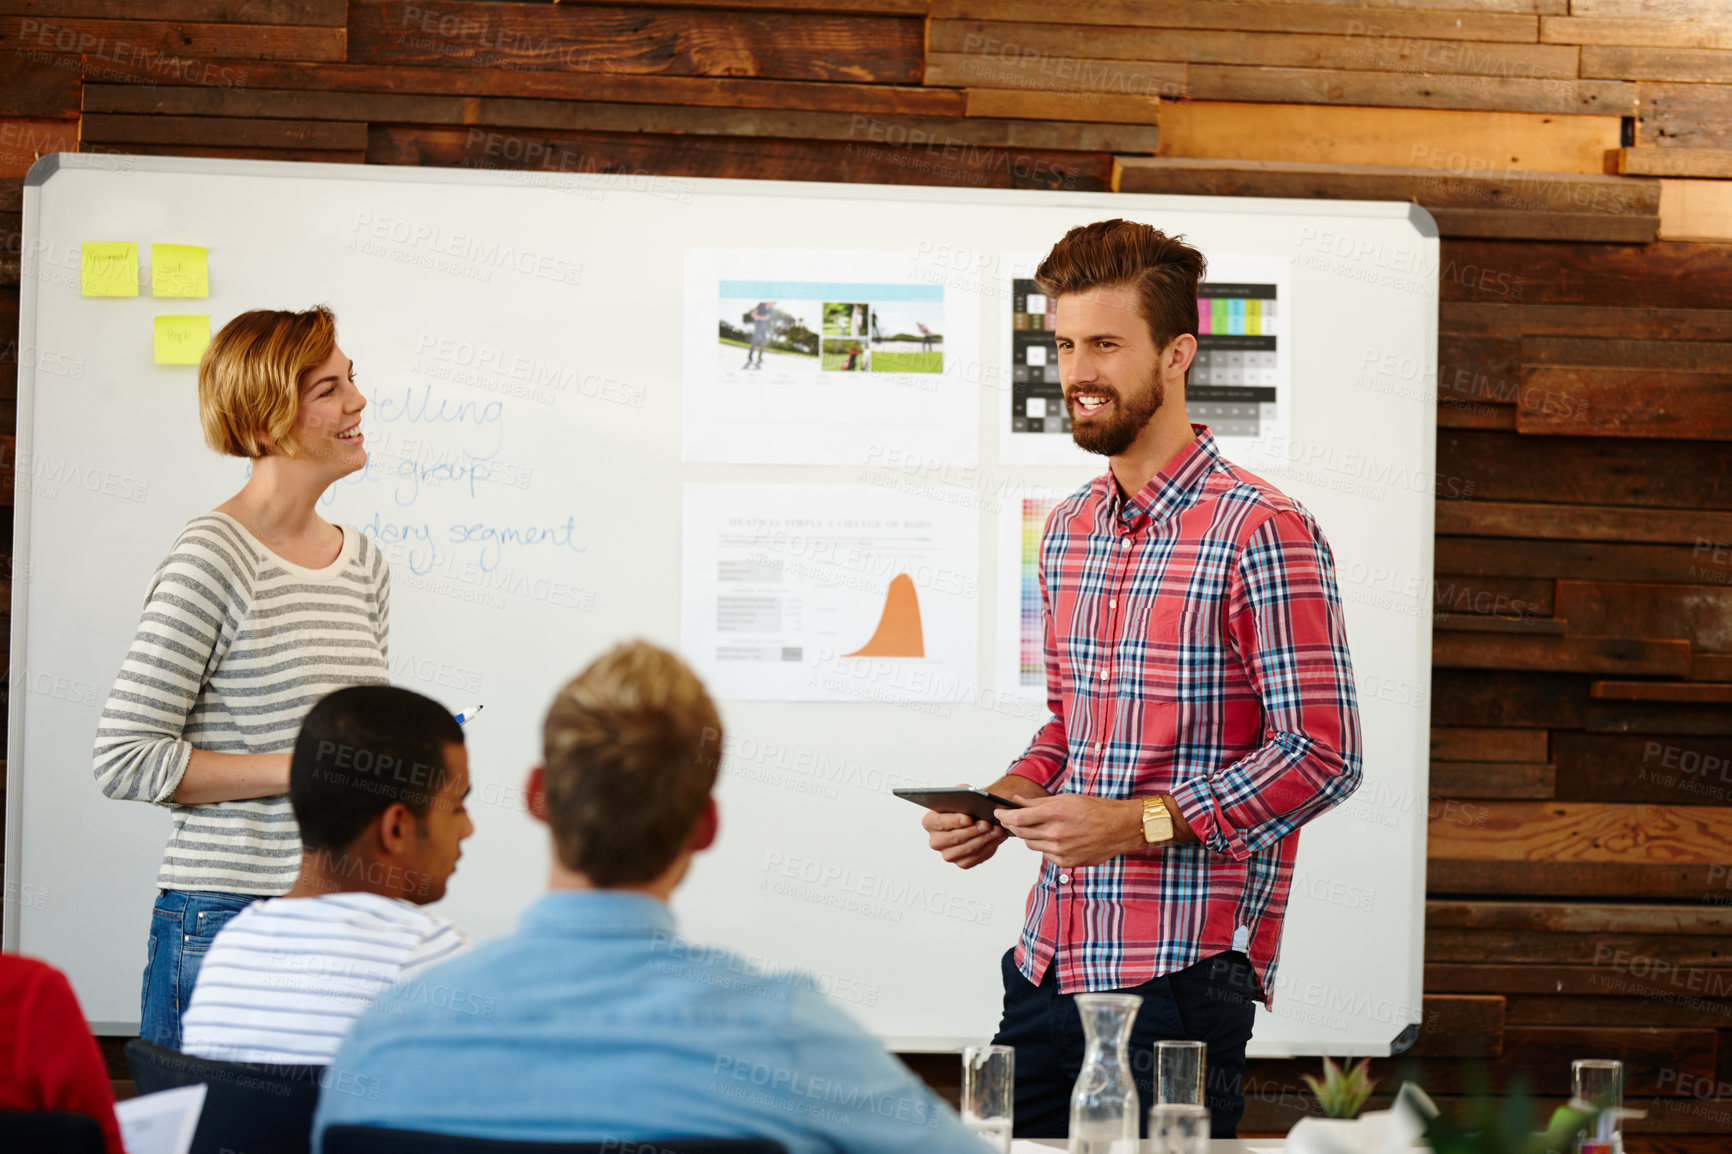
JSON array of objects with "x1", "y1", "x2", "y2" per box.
[
  {"x1": 180, "y1": 685, "x2": 473, "y2": 1066},
  {"x1": 315, "y1": 641, "x2": 991, "y2": 1153}
]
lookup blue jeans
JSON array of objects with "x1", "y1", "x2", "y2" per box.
[
  {"x1": 991, "y1": 948, "x2": 1259, "y2": 1139},
  {"x1": 139, "y1": 889, "x2": 258, "y2": 1049}
]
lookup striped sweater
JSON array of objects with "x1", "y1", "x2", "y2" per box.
[{"x1": 93, "y1": 513, "x2": 391, "y2": 895}]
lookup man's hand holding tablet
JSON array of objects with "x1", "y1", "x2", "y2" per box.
[{"x1": 903, "y1": 779, "x2": 1053, "y2": 869}]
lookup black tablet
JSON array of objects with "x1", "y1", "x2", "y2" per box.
[{"x1": 893, "y1": 786, "x2": 1023, "y2": 826}]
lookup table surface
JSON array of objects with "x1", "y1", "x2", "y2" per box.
[{"x1": 1024, "y1": 1142, "x2": 1280, "y2": 1151}]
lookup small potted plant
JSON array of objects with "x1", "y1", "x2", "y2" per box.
[{"x1": 1304, "y1": 1056, "x2": 1380, "y2": 1119}]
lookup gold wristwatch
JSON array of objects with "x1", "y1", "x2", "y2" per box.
[{"x1": 1142, "y1": 796, "x2": 1175, "y2": 846}]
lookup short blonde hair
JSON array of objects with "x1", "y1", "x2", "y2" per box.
[
  {"x1": 198, "y1": 306, "x2": 337, "y2": 458},
  {"x1": 541, "y1": 641, "x2": 722, "y2": 887}
]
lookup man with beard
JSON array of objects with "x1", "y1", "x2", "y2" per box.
[{"x1": 919, "y1": 220, "x2": 1362, "y2": 1139}]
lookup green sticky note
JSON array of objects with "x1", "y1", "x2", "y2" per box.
[
  {"x1": 151, "y1": 244, "x2": 209, "y2": 298},
  {"x1": 82, "y1": 242, "x2": 138, "y2": 297},
  {"x1": 154, "y1": 315, "x2": 210, "y2": 365}
]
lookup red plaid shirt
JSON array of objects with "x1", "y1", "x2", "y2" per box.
[{"x1": 1009, "y1": 427, "x2": 1362, "y2": 1006}]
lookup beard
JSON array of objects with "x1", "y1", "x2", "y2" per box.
[{"x1": 1067, "y1": 370, "x2": 1165, "y2": 457}]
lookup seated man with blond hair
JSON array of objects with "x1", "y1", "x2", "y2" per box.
[{"x1": 315, "y1": 641, "x2": 991, "y2": 1153}]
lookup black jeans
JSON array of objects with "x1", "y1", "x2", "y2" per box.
[{"x1": 990, "y1": 948, "x2": 1259, "y2": 1140}]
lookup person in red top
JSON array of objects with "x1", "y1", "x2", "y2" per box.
[
  {"x1": 0, "y1": 954, "x2": 126, "y2": 1154},
  {"x1": 921, "y1": 220, "x2": 1362, "y2": 1139}
]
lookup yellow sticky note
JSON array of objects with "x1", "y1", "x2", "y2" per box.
[
  {"x1": 82, "y1": 242, "x2": 138, "y2": 297},
  {"x1": 151, "y1": 244, "x2": 209, "y2": 298},
  {"x1": 154, "y1": 315, "x2": 210, "y2": 365}
]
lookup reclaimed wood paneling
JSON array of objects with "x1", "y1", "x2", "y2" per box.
[
  {"x1": 1556, "y1": 582, "x2": 1732, "y2": 652},
  {"x1": 1621, "y1": 148, "x2": 1732, "y2": 178},
  {"x1": 0, "y1": 15, "x2": 345, "y2": 59},
  {"x1": 1186, "y1": 65, "x2": 1635, "y2": 117},
  {"x1": 1432, "y1": 726, "x2": 1551, "y2": 762},
  {"x1": 366, "y1": 124, "x2": 1114, "y2": 191},
  {"x1": 1523, "y1": 335, "x2": 1732, "y2": 371},
  {"x1": 931, "y1": 0, "x2": 1541, "y2": 40},
  {"x1": 1592, "y1": 681, "x2": 1732, "y2": 704},
  {"x1": 1429, "y1": 801, "x2": 1732, "y2": 864},
  {"x1": 1431, "y1": 632, "x2": 1692, "y2": 675},
  {"x1": 1112, "y1": 157, "x2": 1658, "y2": 219},
  {"x1": 0, "y1": 1, "x2": 348, "y2": 19},
  {"x1": 0, "y1": 118, "x2": 78, "y2": 178},
  {"x1": 1437, "y1": 537, "x2": 1720, "y2": 585},
  {"x1": 1437, "y1": 429, "x2": 1732, "y2": 508},
  {"x1": 0, "y1": 49, "x2": 81, "y2": 118},
  {"x1": 348, "y1": 1, "x2": 924, "y2": 84},
  {"x1": 1582, "y1": 45, "x2": 1732, "y2": 83},
  {"x1": 1426, "y1": 859, "x2": 1731, "y2": 899},
  {"x1": 80, "y1": 111, "x2": 367, "y2": 149},
  {"x1": 1430, "y1": 760, "x2": 1557, "y2": 798},
  {"x1": 79, "y1": 64, "x2": 970, "y2": 118},
  {"x1": 1433, "y1": 613, "x2": 1566, "y2": 634},
  {"x1": 1433, "y1": 574, "x2": 1557, "y2": 617},
  {"x1": 923, "y1": 53, "x2": 1185, "y2": 99},
  {"x1": 1441, "y1": 240, "x2": 1732, "y2": 308},
  {"x1": 930, "y1": 20, "x2": 1580, "y2": 78},
  {"x1": 1156, "y1": 104, "x2": 1622, "y2": 173},
  {"x1": 1427, "y1": 929, "x2": 1732, "y2": 966},
  {"x1": 1441, "y1": 302, "x2": 1732, "y2": 341},
  {"x1": 1543, "y1": 17, "x2": 1732, "y2": 50},
  {"x1": 962, "y1": 88, "x2": 1160, "y2": 124},
  {"x1": 1516, "y1": 366, "x2": 1732, "y2": 439},
  {"x1": 1638, "y1": 83, "x2": 1732, "y2": 150},
  {"x1": 1660, "y1": 179, "x2": 1732, "y2": 243},
  {"x1": 1435, "y1": 501, "x2": 1732, "y2": 544},
  {"x1": 1427, "y1": 900, "x2": 1732, "y2": 934}
]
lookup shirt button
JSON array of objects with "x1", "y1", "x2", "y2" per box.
[
  {"x1": 1059, "y1": 873, "x2": 1071, "y2": 884},
  {"x1": 1109, "y1": 598, "x2": 1117, "y2": 608},
  {"x1": 1094, "y1": 742, "x2": 1102, "y2": 753},
  {"x1": 1121, "y1": 538, "x2": 1132, "y2": 549},
  {"x1": 1100, "y1": 670, "x2": 1109, "y2": 680}
]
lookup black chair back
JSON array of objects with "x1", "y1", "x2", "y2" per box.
[
  {"x1": 324, "y1": 1126, "x2": 788, "y2": 1154},
  {"x1": 0, "y1": 1111, "x2": 107, "y2": 1154},
  {"x1": 125, "y1": 1038, "x2": 323, "y2": 1154}
]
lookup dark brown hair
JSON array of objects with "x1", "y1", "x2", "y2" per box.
[
  {"x1": 1034, "y1": 220, "x2": 1207, "y2": 352},
  {"x1": 540, "y1": 641, "x2": 722, "y2": 886}
]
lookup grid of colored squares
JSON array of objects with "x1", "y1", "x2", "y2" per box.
[
  {"x1": 1019, "y1": 497, "x2": 1059, "y2": 685},
  {"x1": 80, "y1": 242, "x2": 213, "y2": 365},
  {"x1": 1196, "y1": 296, "x2": 1273, "y2": 336}
]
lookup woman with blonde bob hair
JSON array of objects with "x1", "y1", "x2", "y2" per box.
[{"x1": 93, "y1": 306, "x2": 391, "y2": 1048}]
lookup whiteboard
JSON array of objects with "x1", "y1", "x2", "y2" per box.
[{"x1": 8, "y1": 154, "x2": 1435, "y2": 1054}]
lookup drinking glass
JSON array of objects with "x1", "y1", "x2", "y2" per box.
[
  {"x1": 1153, "y1": 1039, "x2": 1207, "y2": 1107},
  {"x1": 1148, "y1": 1103, "x2": 1210, "y2": 1154},
  {"x1": 962, "y1": 1044, "x2": 1014, "y2": 1153},
  {"x1": 1571, "y1": 1058, "x2": 1624, "y2": 1154}
]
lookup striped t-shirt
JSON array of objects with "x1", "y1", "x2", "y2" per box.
[
  {"x1": 93, "y1": 513, "x2": 391, "y2": 895},
  {"x1": 180, "y1": 892, "x2": 468, "y2": 1066}
]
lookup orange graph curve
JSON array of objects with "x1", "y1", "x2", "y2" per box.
[{"x1": 847, "y1": 573, "x2": 925, "y2": 658}]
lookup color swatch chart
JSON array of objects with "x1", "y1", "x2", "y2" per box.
[
  {"x1": 1019, "y1": 497, "x2": 1059, "y2": 686},
  {"x1": 1008, "y1": 279, "x2": 1065, "y2": 435},
  {"x1": 1191, "y1": 282, "x2": 1280, "y2": 438}
]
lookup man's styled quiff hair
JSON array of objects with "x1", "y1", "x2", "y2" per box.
[
  {"x1": 198, "y1": 305, "x2": 338, "y2": 459},
  {"x1": 1034, "y1": 219, "x2": 1207, "y2": 353},
  {"x1": 541, "y1": 641, "x2": 723, "y2": 887}
]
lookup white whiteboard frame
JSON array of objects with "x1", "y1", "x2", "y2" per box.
[{"x1": 8, "y1": 153, "x2": 1434, "y2": 1055}]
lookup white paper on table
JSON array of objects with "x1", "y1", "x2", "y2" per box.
[
  {"x1": 996, "y1": 251, "x2": 1294, "y2": 476},
  {"x1": 681, "y1": 482, "x2": 980, "y2": 702},
  {"x1": 115, "y1": 1083, "x2": 206, "y2": 1154},
  {"x1": 682, "y1": 248, "x2": 982, "y2": 466}
]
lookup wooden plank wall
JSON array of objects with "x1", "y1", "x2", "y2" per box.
[{"x1": 2, "y1": 2, "x2": 1731, "y2": 1149}]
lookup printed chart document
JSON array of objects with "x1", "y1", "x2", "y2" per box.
[
  {"x1": 683, "y1": 248, "x2": 981, "y2": 465},
  {"x1": 115, "y1": 1083, "x2": 206, "y2": 1154},
  {"x1": 999, "y1": 252, "x2": 1293, "y2": 473},
  {"x1": 682, "y1": 483, "x2": 979, "y2": 702},
  {"x1": 992, "y1": 489, "x2": 1071, "y2": 703}
]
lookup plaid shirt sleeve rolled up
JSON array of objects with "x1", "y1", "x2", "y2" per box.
[{"x1": 1006, "y1": 427, "x2": 1363, "y2": 1006}]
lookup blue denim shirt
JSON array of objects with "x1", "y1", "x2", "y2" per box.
[{"x1": 313, "y1": 891, "x2": 991, "y2": 1154}]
